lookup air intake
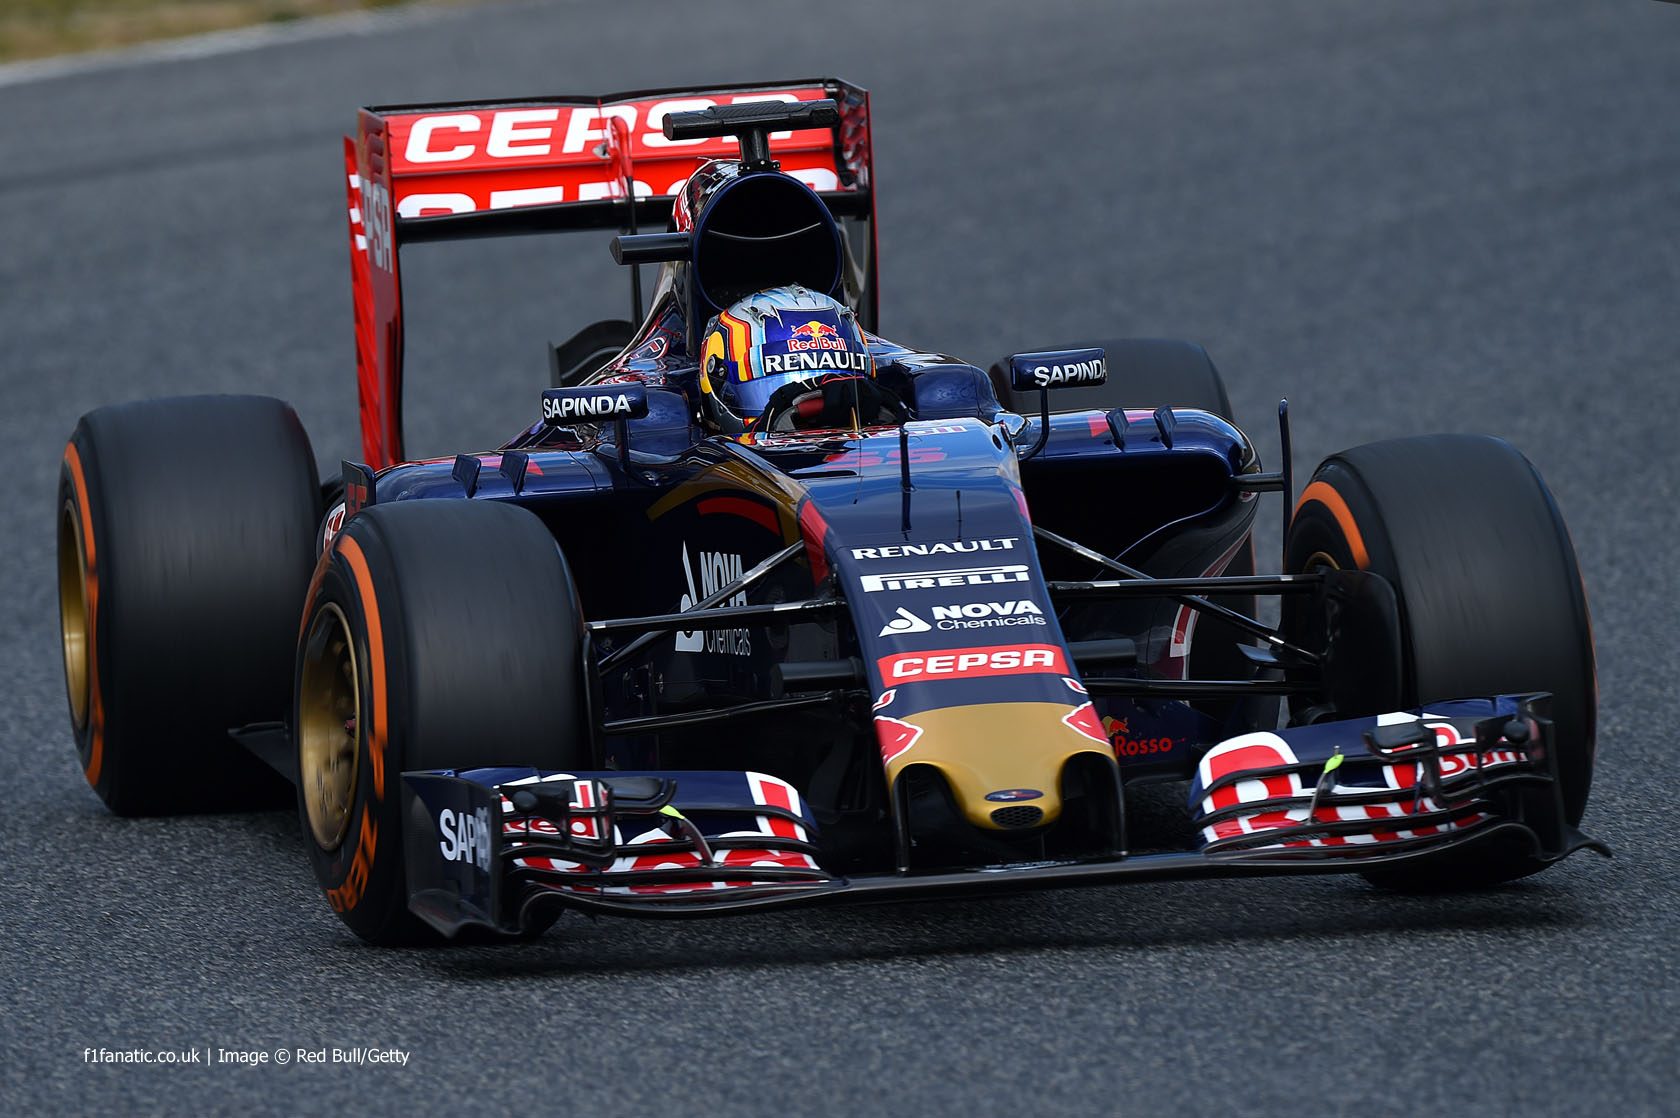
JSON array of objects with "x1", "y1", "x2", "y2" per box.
[
  {"x1": 990, "y1": 805, "x2": 1045, "y2": 829},
  {"x1": 692, "y1": 172, "x2": 842, "y2": 311}
]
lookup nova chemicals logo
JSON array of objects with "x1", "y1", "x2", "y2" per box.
[
  {"x1": 931, "y1": 600, "x2": 1046, "y2": 629},
  {"x1": 675, "y1": 547, "x2": 751, "y2": 656},
  {"x1": 879, "y1": 608, "x2": 932, "y2": 637},
  {"x1": 877, "y1": 601, "x2": 1048, "y2": 636}
]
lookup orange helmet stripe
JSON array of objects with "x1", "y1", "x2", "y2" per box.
[{"x1": 721, "y1": 312, "x2": 754, "y2": 380}]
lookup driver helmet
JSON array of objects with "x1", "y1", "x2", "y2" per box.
[{"x1": 699, "y1": 285, "x2": 874, "y2": 430}]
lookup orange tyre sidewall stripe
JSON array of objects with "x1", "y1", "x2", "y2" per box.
[
  {"x1": 64, "y1": 443, "x2": 105, "y2": 787},
  {"x1": 298, "y1": 548, "x2": 333, "y2": 644},
  {"x1": 1295, "y1": 480, "x2": 1369, "y2": 569},
  {"x1": 320, "y1": 533, "x2": 388, "y2": 915},
  {"x1": 335, "y1": 535, "x2": 386, "y2": 802}
]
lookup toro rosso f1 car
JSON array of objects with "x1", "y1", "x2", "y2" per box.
[{"x1": 56, "y1": 80, "x2": 1606, "y2": 944}]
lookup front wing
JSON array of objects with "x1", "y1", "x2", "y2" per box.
[{"x1": 401, "y1": 694, "x2": 1606, "y2": 936}]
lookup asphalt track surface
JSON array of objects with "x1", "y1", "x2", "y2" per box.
[{"x1": 3, "y1": 1, "x2": 1677, "y2": 1112}]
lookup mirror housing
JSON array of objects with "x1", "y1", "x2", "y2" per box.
[
  {"x1": 541, "y1": 384, "x2": 649, "y2": 425},
  {"x1": 1007, "y1": 347, "x2": 1107, "y2": 392}
]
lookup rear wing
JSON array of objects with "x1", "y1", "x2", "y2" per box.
[{"x1": 344, "y1": 78, "x2": 875, "y2": 468}]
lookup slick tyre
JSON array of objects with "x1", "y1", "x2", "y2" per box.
[
  {"x1": 58, "y1": 395, "x2": 320, "y2": 815},
  {"x1": 1284, "y1": 434, "x2": 1596, "y2": 888},
  {"x1": 296, "y1": 500, "x2": 590, "y2": 945},
  {"x1": 992, "y1": 339, "x2": 1255, "y2": 703}
]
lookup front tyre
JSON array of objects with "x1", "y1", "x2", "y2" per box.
[
  {"x1": 296, "y1": 500, "x2": 591, "y2": 945},
  {"x1": 1284, "y1": 434, "x2": 1596, "y2": 887}
]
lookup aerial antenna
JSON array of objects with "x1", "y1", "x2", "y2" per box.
[{"x1": 662, "y1": 99, "x2": 841, "y2": 173}]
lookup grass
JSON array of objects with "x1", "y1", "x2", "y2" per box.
[{"x1": 0, "y1": 0, "x2": 420, "y2": 64}]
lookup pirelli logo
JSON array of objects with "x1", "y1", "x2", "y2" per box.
[{"x1": 859, "y1": 564, "x2": 1031, "y2": 593}]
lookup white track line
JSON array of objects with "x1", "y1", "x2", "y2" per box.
[{"x1": 0, "y1": 3, "x2": 467, "y2": 90}]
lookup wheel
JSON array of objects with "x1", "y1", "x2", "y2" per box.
[
  {"x1": 296, "y1": 499, "x2": 591, "y2": 944},
  {"x1": 57, "y1": 395, "x2": 320, "y2": 815},
  {"x1": 1284, "y1": 434, "x2": 1595, "y2": 887},
  {"x1": 992, "y1": 339, "x2": 1256, "y2": 712}
]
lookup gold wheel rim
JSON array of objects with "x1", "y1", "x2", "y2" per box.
[
  {"x1": 58, "y1": 501, "x2": 90, "y2": 730},
  {"x1": 1304, "y1": 551, "x2": 1341, "y2": 574},
  {"x1": 299, "y1": 602, "x2": 361, "y2": 850}
]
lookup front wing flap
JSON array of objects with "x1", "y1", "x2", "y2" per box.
[
  {"x1": 401, "y1": 768, "x2": 830, "y2": 936},
  {"x1": 1187, "y1": 693, "x2": 1600, "y2": 862}
]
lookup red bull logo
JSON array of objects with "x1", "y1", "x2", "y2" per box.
[{"x1": 786, "y1": 319, "x2": 847, "y2": 352}]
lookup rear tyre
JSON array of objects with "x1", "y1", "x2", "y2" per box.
[
  {"x1": 58, "y1": 395, "x2": 320, "y2": 815},
  {"x1": 296, "y1": 500, "x2": 591, "y2": 945},
  {"x1": 1284, "y1": 434, "x2": 1596, "y2": 887}
]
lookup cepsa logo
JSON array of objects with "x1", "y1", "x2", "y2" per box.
[
  {"x1": 383, "y1": 90, "x2": 844, "y2": 216},
  {"x1": 397, "y1": 93, "x2": 816, "y2": 167},
  {"x1": 879, "y1": 644, "x2": 1068, "y2": 683}
]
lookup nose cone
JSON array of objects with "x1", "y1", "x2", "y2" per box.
[{"x1": 877, "y1": 702, "x2": 1115, "y2": 830}]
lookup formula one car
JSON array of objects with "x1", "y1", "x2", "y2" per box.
[{"x1": 55, "y1": 79, "x2": 1606, "y2": 945}]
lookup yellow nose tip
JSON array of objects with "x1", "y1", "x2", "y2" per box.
[{"x1": 881, "y1": 702, "x2": 1115, "y2": 830}]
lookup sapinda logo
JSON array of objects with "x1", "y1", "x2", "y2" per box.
[
  {"x1": 437, "y1": 806, "x2": 491, "y2": 871},
  {"x1": 879, "y1": 644, "x2": 1068, "y2": 683},
  {"x1": 1028, "y1": 356, "x2": 1105, "y2": 387},
  {"x1": 543, "y1": 391, "x2": 637, "y2": 422}
]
